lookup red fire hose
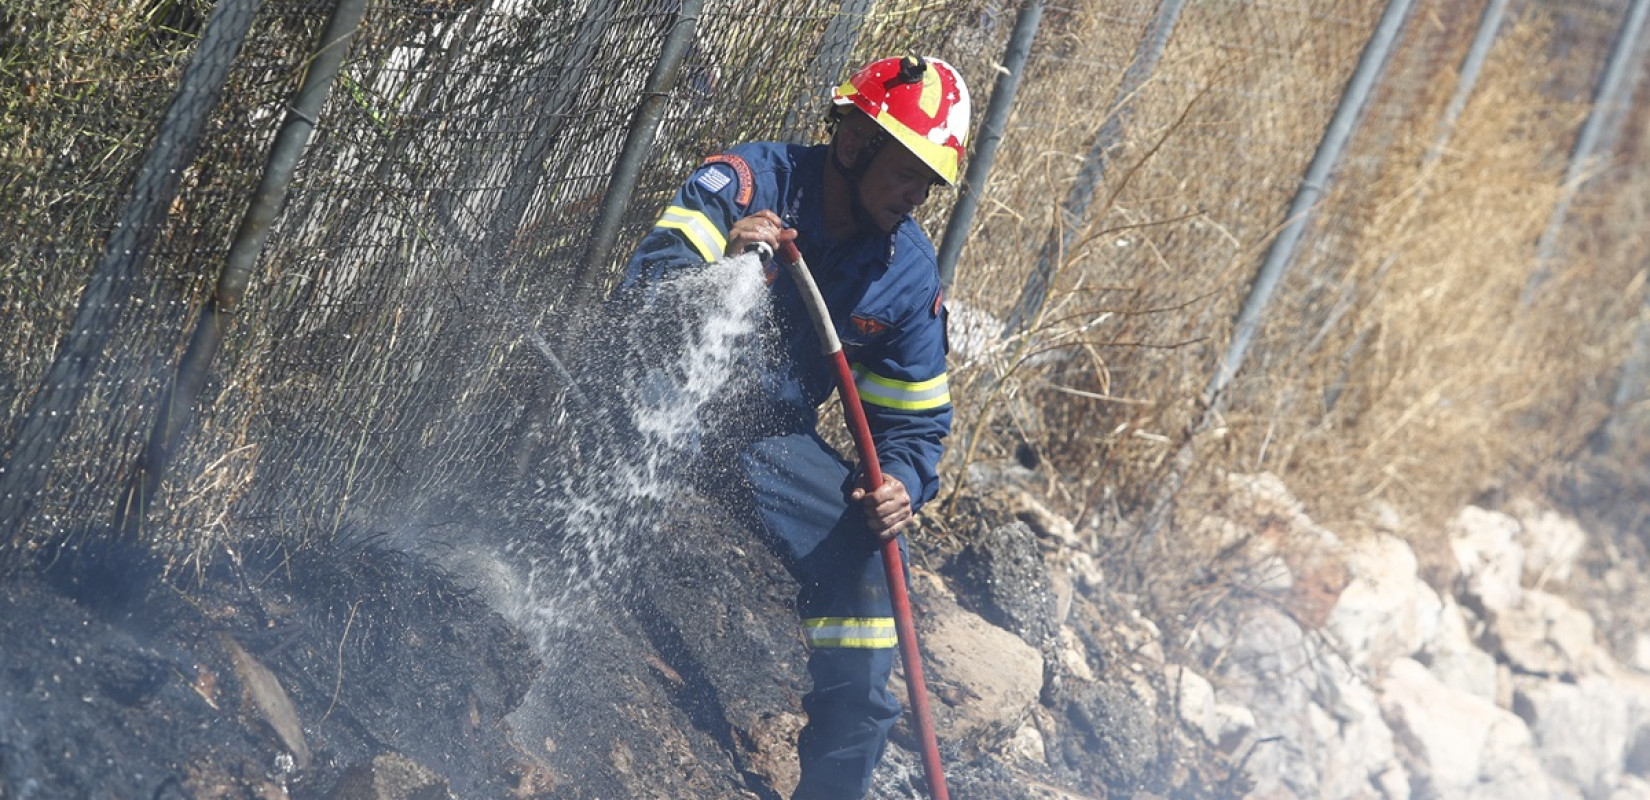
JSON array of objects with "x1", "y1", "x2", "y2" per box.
[{"x1": 774, "y1": 239, "x2": 950, "y2": 800}]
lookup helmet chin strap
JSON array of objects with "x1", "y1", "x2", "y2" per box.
[{"x1": 829, "y1": 128, "x2": 890, "y2": 236}]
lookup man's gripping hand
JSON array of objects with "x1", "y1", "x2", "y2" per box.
[
  {"x1": 728, "y1": 210, "x2": 796, "y2": 259},
  {"x1": 851, "y1": 476, "x2": 913, "y2": 542}
]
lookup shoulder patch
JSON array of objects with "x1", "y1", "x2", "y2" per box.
[
  {"x1": 851, "y1": 314, "x2": 890, "y2": 338},
  {"x1": 702, "y1": 154, "x2": 754, "y2": 207}
]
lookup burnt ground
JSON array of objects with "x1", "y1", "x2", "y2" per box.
[
  {"x1": 0, "y1": 533, "x2": 543, "y2": 799},
  {"x1": 0, "y1": 475, "x2": 1190, "y2": 800},
  {"x1": 0, "y1": 495, "x2": 1004, "y2": 800}
]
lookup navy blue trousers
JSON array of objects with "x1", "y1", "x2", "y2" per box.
[{"x1": 739, "y1": 431, "x2": 904, "y2": 800}]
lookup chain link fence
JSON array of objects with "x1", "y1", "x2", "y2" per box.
[{"x1": 3, "y1": 0, "x2": 1646, "y2": 572}]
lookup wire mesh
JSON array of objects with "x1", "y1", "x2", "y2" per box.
[
  {"x1": 2, "y1": 0, "x2": 1008, "y2": 564},
  {"x1": 949, "y1": 0, "x2": 1393, "y2": 509},
  {"x1": 2, "y1": 0, "x2": 1646, "y2": 571},
  {"x1": 1, "y1": 0, "x2": 281, "y2": 549}
]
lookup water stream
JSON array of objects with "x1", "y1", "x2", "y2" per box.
[{"x1": 464, "y1": 251, "x2": 772, "y2": 655}]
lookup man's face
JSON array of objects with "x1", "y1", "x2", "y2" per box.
[{"x1": 855, "y1": 142, "x2": 941, "y2": 234}]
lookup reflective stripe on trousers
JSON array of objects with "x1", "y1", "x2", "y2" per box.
[{"x1": 739, "y1": 431, "x2": 906, "y2": 800}]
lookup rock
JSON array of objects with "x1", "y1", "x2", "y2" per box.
[
  {"x1": 946, "y1": 299, "x2": 1012, "y2": 369},
  {"x1": 1326, "y1": 532, "x2": 1442, "y2": 672},
  {"x1": 1380, "y1": 657, "x2": 1556, "y2": 800},
  {"x1": 1306, "y1": 654, "x2": 1402, "y2": 800},
  {"x1": 1117, "y1": 607, "x2": 1166, "y2": 668},
  {"x1": 1419, "y1": 595, "x2": 1498, "y2": 702},
  {"x1": 1487, "y1": 590, "x2": 1603, "y2": 678},
  {"x1": 1004, "y1": 721, "x2": 1048, "y2": 766},
  {"x1": 1168, "y1": 665, "x2": 1252, "y2": 753},
  {"x1": 1170, "y1": 664, "x2": 1217, "y2": 742},
  {"x1": 1061, "y1": 549, "x2": 1105, "y2": 596},
  {"x1": 944, "y1": 520, "x2": 1060, "y2": 654},
  {"x1": 735, "y1": 712, "x2": 803, "y2": 798},
  {"x1": 1221, "y1": 472, "x2": 1350, "y2": 628},
  {"x1": 907, "y1": 573, "x2": 1044, "y2": 749},
  {"x1": 1448, "y1": 506, "x2": 1525, "y2": 614},
  {"x1": 1013, "y1": 492, "x2": 1084, "y2": 550},
  {"x1": 955, "y1": 464, "x2": 1081, "y2": 551},
  {"x1": 1611, "y1": 775, "x2": 1650, "y2": 800},
  {"x1": 1633, "y1": 635, "x2": 1650, "y2": 675},
  {"x1": 1048, "y1": 678, "x2": 1157, "y2": 795},
  {"x1": 1194, "y1": 603, "x2": 1397, "y2": 800},
  {"x1": 1058, "y1": 627, "x2": 1096, "y2": 683},
  {"x1": 1512, "y1": 671, "x2": 1650, "y2": 798},
  {"x1": 1509, "y1": 501, "x2": 1587, "y2": 589},
  {"x1": 329, "y1": 753, "x2": 453, "y2": 800},
  {"x1": 221, "y1": 635, "x2": 311, "y2": 771},
  {"x1": 1225, "y1": 472, "x2": 1310, "y2": 521}
]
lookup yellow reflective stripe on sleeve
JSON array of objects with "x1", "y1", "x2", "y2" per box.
[
  {"x1": 850, "y1": 363, "x2": 951, "y2": 411},
  {"x1": 656, "y1": 205, "x2": 726, "y2": 262},
  {"x1": 803, "y1": 617, "x2": 897, "y2": 649}
]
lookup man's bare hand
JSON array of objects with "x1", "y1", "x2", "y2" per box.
[
  {"x1": 728, "y1": 210, "x2": 797, "y2": 258},
  {"x1": 850, "y1": 476, "x2": 913, "y2": 542}
]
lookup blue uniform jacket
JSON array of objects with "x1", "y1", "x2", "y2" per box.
[{"x1": 623, "y1": 142, "x2": 952, "y2": 508}]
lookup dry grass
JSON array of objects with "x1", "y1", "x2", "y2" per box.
[
  {"x1": 4, "y1": 0, "x2": 1647, "y2": 592},
  {"x1": 936, "y1": 0, "x2": 1650, "y2": 608}
]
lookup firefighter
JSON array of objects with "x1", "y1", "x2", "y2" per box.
[{"x1": 622, "y1": 55, "x2": 969, "y2": 799}]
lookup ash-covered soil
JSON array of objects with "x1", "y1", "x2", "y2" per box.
[
  {"x1": 0, "y1": 535, "x2": 544, "y2": 799},
  {"x1": 0, "y1": 476, "x2": 1181, "y2": 800}
]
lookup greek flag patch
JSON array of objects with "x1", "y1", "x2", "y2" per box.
[{"x1": 696, "y1": 166, "x2": 732, "y2": 194}]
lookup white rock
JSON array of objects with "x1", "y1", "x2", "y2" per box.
[
  {"x1": 1373, "y1": 763, "x2": 1411, "y2": 800},
  {"x1": 1510, "y1": 502, "x2": 1587, "y2": 589},
  {"x1": 1380, "y1": 657, "x2": 1556, "y2": 799},
  {"x1": 1611, "y1": 774, "x2": 1650, "y2": 800},
  {"x1": 1003, "y1": 722, "x2": 1047, "y2": 766},
  {"x1": 1514, "y1": 670, "x2": 1650, "y2": 799},
  {"x1": 1212, "y1": 702, "x2": 1256, "y2": 755},
  {"x1": 1169, "y1": 665, "x2": 1218, "y2": 744},
  {"x1": 1421, "y1": 595, "x2": 1498, "y2": 703},
  {"x1": 1120, "y1": 609, "x2": 1165, "y2": 666},
  {"x1": 1521, "y1": 510, "x2": 1587, "y2": 585},
  {"x1": 1226, "y1": 472, "x2": 1309, "y2": 520},
  {"x1": 1064, "y1": 550, "x2": 1104, "y2": 595},
  {"x1": 1245, "y1": 553, "x2": 1295, "y2": 593},
  {"x1": 945, "y1": 299, "x2": 1011, "y2": 369},
  {"x1": 907, "y1": 583, "x2": 1044, "y2": 747},
  {"x1": 1362, "y1": 499, "x2": 1404, "y2": 534},
  {"x1": 1196, "y1": 604, "x2": 1397, "y2": 800},
  {"x1": 1448, "y1": 506, "x2": 1525, "y2": 614},
  {"x1": 1326, "y1": 532, "x2": 1442, "y2": 672},
  {"x1": 1313, "y1": 654, "x2": 1400, "y2": 800},
  {"x1": 1489, "y1": 589, "x2": 1602, "y2": 678},
  {"x1": 1058, "y1": 627, "x2": 1095, "y2": 683},
  {"x1": 1632, "y1": 635, "x2": 1650, "y2": 675},
  {"x1": 1013, "y1": 489, "x2": 1083, "y2": 549}
]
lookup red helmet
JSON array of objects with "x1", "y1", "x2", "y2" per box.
[{"x1": 832, "y1": 56, "x2": 971, "y2": 186}]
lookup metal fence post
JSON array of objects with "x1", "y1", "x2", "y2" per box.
[
  {"x1": 782, "y1": 0, "x2": 875, "y2": 144},
  {"x1": 1424, "y1": 0, "x2": 1512, "y2": 169},
  {"x1": 0, "y1": 0, "x2": 264, "y2": 540},
  {"x1": 1203, "y1": 0, "x2": 1417, "y2": 406},
  {"x1": 1001, "y1": 0, "x2": 1187, "y2": 337},
  {"x1": 574, "y1": 0, "x2": 705, "y2": 299},
  {"x1": 1521, "y1": 0, "x2": 1649, "y2": 306},
  {"x1": 117, "y1": 0, "x2": 370, "y2": 534},
  {"x1": 482, "y1": 0, "x2": 616, "y2": 273},
  {"x1": 1607, "y1": 278, "x2": 1650, "y2": 448},
  {"x1": 1126, "y1": 0, "x2": 1420, "y2": 574},
  {"x1": 935, "y1": 0, "x2": 1044, "y2": 289}
]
